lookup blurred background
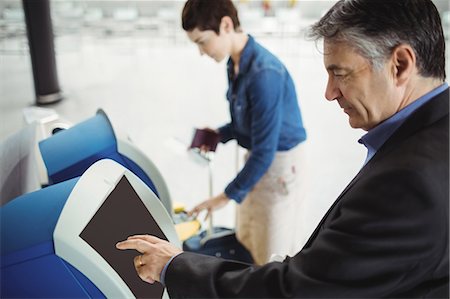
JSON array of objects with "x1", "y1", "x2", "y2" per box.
[{"x1": 1, "y1": 0, "x2": 449, "y2": 247}]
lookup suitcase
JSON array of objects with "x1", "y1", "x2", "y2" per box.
[{"x1": 183, "y1": 227, "x2": 254, "y2": 264}]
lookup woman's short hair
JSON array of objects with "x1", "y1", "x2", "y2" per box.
[{"x1": 182, "y1": 0, "x2": 241, "y2": 34}]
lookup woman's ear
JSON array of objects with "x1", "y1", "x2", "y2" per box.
[
  {"x1": 391, "y1": 44, "x2": 416, "y2": 87},
  {"x1": 220, "y1": 16, "x2": 234, "y2": 34}
]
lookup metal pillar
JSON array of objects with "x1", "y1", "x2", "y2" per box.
[{"x1": 22, "y1": 0, "x2": 63, "y2": 105}]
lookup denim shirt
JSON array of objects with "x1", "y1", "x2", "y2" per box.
[{"x1": 218, "y1": 35, "x2": 307, "y2": 203}]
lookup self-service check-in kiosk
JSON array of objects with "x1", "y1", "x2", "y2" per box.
[
  {"x1": 36, "y1": 110, "x2": 172, "y2": 215},
  {"x1": 1, "y1": 159, "x2": 180, "y2": 298}
]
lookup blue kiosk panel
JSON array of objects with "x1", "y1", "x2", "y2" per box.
[
  {"x1": 38, "y1": 111, "x2": 158, "y2": 196},
  {"x1": 1, "y1": 159, "x2": 179, "y2": 298},
  {"x1": 0, "y1": 178, "x2": 105, "y2": 298}
]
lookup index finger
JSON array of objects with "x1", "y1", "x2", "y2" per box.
[
  {"x1": 115, "y1": 238, "x2": 151, "y2": 253},
  {"x1": 127, "y1": 235, "x2": 166, "y2": 244}
]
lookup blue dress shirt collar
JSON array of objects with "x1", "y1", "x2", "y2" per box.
[{"x1": 359, "y1": 82, "x2": 449, "y2": 165}]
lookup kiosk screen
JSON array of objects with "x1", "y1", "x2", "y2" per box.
[{"x1": 80, "y1": 175, "x2": 166, "y2": 298}]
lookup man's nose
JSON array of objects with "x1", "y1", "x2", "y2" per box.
[{"x1": 325, "y1": 77, "x2": 341, "y2": 101}]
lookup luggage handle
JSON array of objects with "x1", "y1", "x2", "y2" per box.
[{"x1": 206, "y1": 161, "x2": 214, "y2": 237}]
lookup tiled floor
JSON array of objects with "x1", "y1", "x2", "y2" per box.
[{"x1": 1, "y1": 12, "x2": 448, "y2": 247}]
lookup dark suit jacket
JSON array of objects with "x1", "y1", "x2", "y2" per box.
[{"x1": 166, "y1": 88, "x2": 449, "y2": 298}]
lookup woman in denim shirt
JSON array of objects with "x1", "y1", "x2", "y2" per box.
[{"x1": 183, "y1": 0, "x2": 307, "y2": 265}]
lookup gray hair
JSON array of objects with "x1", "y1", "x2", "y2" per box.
[
  {"x1": 324, "y1": 31, "x2": 401, "y2": 71},
  {"x1": 308, "y1": 0, "x2": 446, "y2": 79}
]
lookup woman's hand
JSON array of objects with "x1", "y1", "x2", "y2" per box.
[{"x1": 188, "y1": 192, "x2": 230, "y2": 220}]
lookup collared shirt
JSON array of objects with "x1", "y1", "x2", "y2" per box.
[
  {"x1": 359, "y1": 83, "x2": 449, "y2": 165},
  {"x1": 218, "y1": 35, "x2": 307, "y2": 202}
]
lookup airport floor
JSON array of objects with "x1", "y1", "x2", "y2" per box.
[{"x1": 1, "y1": 28, "x2": 448, "y2": 248}]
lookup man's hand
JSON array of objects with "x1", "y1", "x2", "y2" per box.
[{"x1": 116, "y1": 235, "x2": 182, "y2": 284}]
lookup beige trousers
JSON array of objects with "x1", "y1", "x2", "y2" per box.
[{"x1": 236, "y1": 142, "x2": 308, "y2": 265}]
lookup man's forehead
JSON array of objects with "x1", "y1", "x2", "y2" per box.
[
  {"x1": 323, "y1": 41, "x2": 368, "y2": 69},
  {"x1": 323, "y1": 40, "x2": 353, "y2": 55}
]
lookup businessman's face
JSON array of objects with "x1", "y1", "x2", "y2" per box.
[{"x1": 323, "y1": 41, "x2": 398, "y2": 131}]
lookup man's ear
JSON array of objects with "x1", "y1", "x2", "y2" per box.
[
  {"x1": 391, "y1": 44, "x2": 416, "y2": 86},
  {"x1": 220, "y1": 16, "x2": 234, "y2": 34}
]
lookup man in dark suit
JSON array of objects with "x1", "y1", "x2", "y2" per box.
[{"x1": 117, "y1": 0, "x2": 449, "y2": 297}]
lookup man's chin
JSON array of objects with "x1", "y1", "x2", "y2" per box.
[
  {"x1": 349, "y1": 120, "x2": 372, "y2": 131},
  {"x1": 348, "y1": 118, "x2": 363, "y2": 130}
]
